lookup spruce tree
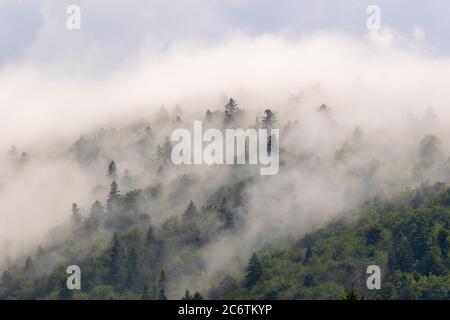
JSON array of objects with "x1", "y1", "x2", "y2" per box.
[
  {"x1": 142, "y1": 284, "x2": 151, "y2": 300},
  {"x1": 158, "y1": 270, "x2": 167, "y2": 300},
  {"x1": 109, "y1": 233, "x2": 126, "y2": 290},
  {"x1": 107, "y1": 160, "x2": 118, "y2": 180},
  {"x1": 206, "y1": 109, "x2": 213, "y2": 122},
  {"x1": 183, "y1": 200, "x2": 199, "y2": 221},
  {"x1": 71, "y1": 203, "x2": 82, "y2": 226},
  {"x1": 224, "y1": 98, "x2": 239, "y2": 122},
  {"x1": 145, "y1": 225, "x2": 156, "y2": 246},
  {"x1": 304, "y1": 246, "x2": 313, "y2": 264},
  {"x1": 126, "y1": 247, "x2": 139, "y2": 289},
  {"x1": 244, "y1": 253, "x2": 263, "y2": 290},
  {"x1": 261, "y1": 109, "x2": 276, "y2": 129},
  {"x1": 182, "y1": 290, "x2": 192, "y2": 300},
  {"x1": 24, "y1": 256, "x2": 34, "y2": 273},
  {"x1": 86, "y1": 200, "x2": 103, "y2": 231},
  {"x1": 192, "y1": 291, "x2": 204, "y2": 300},
  {"x1": 121, "y1": 169, "x2": 132, "y2": 190},
  {"x1": 107, "y1": 180, "x2": 119, "y2": 211}
]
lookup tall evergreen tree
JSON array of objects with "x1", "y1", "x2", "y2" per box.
[
  {"x1": 121, "y1": 169, "x2": 133, "y2": 191},
  {"x1": 192, "y1": 291, "x2": 204, "y2": 300},
  {"x1": 142, "y1": 284, "x2": 151, "y2": 300},
  {"x1": 244, "y1": 253, "x2": 263, "y2": 290},
  {"x1": 304, "y1": 246, "x2": 313, "y2": 264},
  {"x1": 71, "y1": 203, "x2": 82, "y2": 226},
  {"x1": 224, "y1": 98, "x2": 239, "y2": 123},
  {"x1": 437, "y1": 229, "x2": 449, "y2": 257},
  {"x1": 107, "y1": 180, "x2": 119, "y2": 211},
  {"x1": 145, "y1": 225, "x2": 156, "y2": 246},
  {"x1": 205, "y1": 109, "x2": 213, "y2": 122},
  {"x1": 183, "y1": 200, "x2": 199, "y2": 221},
  {"x1": 107, "y1": 160, "x2": 118, "y2": 180},
  {"x1": 219, "y1": 198, "x2": 234, "y2": 229},
  {"x1": 158, "y1": 270, "x2": 167, "y2": 300},
  {"x1": 24, "y1": 256, "x2": 34, "y2": 273},
  {"x1": 126, "y1": 247, "x2": 139, "y2": 289},
  {"x1": 85, "y1": 200, "x2": 103, "y2": 231},
  {"x1": 109, "y1": 233, "x2": 126, "y2": 290},
  {"x1": 182, "y1": 290, "x2": 192, "y2": 300},
  {"x1": 261, "y1": 109, "x2": 276, "y2": 129}
]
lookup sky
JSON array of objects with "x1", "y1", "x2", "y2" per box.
[
  {"x1": 0, "y1": 0, "x2": 449, "y2": 148},
  {"x1": 0, "y1": 0, "x2": 449, "y2": 70}
]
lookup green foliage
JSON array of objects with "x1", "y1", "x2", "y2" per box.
[
  {"x1": 2, "y1": 180, "x2": 449, "y2": 300},
  {"x1": 220, "y1": 183, "x2": 450, "y2": 300}
]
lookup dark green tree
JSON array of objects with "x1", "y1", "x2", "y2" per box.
[
  {"x1": 24, "y1": 256, "x2": 34, "y2": 273},
  {"x1": 192, "y1": 291, "x2": 204, "y2": 300},
  {"x1": 145, "y1": 225, "x2": 156, "y2": 246},
  {"x1": 107, "y1": 180, "x2": 119, "y2": 211},
  {"x1": 304, "y1": 246, "x2": 313, "y2": 264},
  {"x1": 158, "y1": 270, "x2": 168, "y2": 300},
  {"x1": 437, "y1": 229, "x2": 449, "y2": 258},
  {"x1": 126, "y1": 247, "x2": 139, "y2": 289},
  {"x1": 109, "y1": 233, "x2": 126, "y2": 290},
  {"x1": 244, "y1": 253, "x2": 263, "y2": 290},
  {"x1": 219, "y1": 198, "x2": 234, "y2": 229},
  {"x1": 142, "y1": 284, "x2": 151, "y2": 300},
  {"x1": 182, "y1": 290, "x2": 192, "y2": 300},
  {"x1": 183, "y1": 200, "x2": 199, "y2": 221},
  {"x1": 85, "y1": 200, "x2": 103, "y2": 231}
]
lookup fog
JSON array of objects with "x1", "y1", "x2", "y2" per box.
[{"x1": 2, "y1": 28, "x2": 450, "y2": 294}]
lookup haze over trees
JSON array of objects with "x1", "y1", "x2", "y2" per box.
[{"x1": 0, "y1": 98, "x2": 449, "y2": 300}]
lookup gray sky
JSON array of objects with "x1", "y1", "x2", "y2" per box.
[{"x1": 0, "y1": 0, "x2": 449, "y2": 70}]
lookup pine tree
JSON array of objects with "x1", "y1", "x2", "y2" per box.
[
  {"x1": 86, "y1": 200, "x2": 103, "y2": 231},
  {"x1": 192, "y1": 291, "x2": 204, "y2": 300},
  {"x1": 182, "y1": 290, "x2": 192, "y2": 300},
  {"x1": 437, "y1": 229, "x2": 449, "y2": 258},
  {"x1": 206, "y1": 109, "x2": 213, "y2": 122},
  {"x1": 126, "y1": 247, "x2": 139, "y2": 289},
  {"x1": 304, "y1": 246, "x2": 313, "y2": 264},
  {"x1": 107, "y1": 160, "x2": 118, "y2": 180},
  {"x1": 219, "y1": 198, "x2": 234, "y2": 229},
  {"x1": 58, "y1": 274, "x2": 73, "y2": 300},
  {"x1": 157, "y1": 137, "x2": 173, "y2": 165},
  {"x1": 71, "y1": 203, "x2": 82, "y2": 226},
  {"x1": 145, "y1": 225, "x2": 156, "y2": 246},
  {"x1": 158, "y1": 287, "x2": 167, "y2": 300},
  {"x1": 121, "y1": 169, "x2": 132, "y2": 191},
  {"x1": 341, "y1": 287, "x2": 361, "y2": 300},
  {"x1": 224, "y1": 98, "x2": 239, "y2": 122},
  {"x1": 183, "y1": 200, "x2": 199, "y2": 221},
  {"x1": 158, "y1": 270, "x2": 167, "y2": 300},
  {"x1": 107, "y1": 180, "x2": 119, "y2": 211},
  {"x1": 261, "y1": 109, "x2": 276, "y2": 129},
  {"x1": 24, "y1": 256, "x2": 34, "y2": 273},
  {"x1": 244, "y1": 253, "x2": 263, "y2": 290},
  {"x1": 162, "y1": 137, "x2": 172, "y2": 162},
  {"x1": 109, "y1": 233, "x2": 126, "y2": 290},
  {"x1": 142, "y1": 284, "x2": 151, "y2": 300}
]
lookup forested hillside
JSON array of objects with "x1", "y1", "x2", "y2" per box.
[{"x1": 1, "y1": 101, "x2": 449, "y2": 300}]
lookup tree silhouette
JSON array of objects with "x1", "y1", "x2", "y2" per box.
[
  {"x1": 244, "y1": 253, "x2": 263, "y2": 290},
  {"x1": 107, "y1": 160, "x2": 118, "y2": 180}
]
